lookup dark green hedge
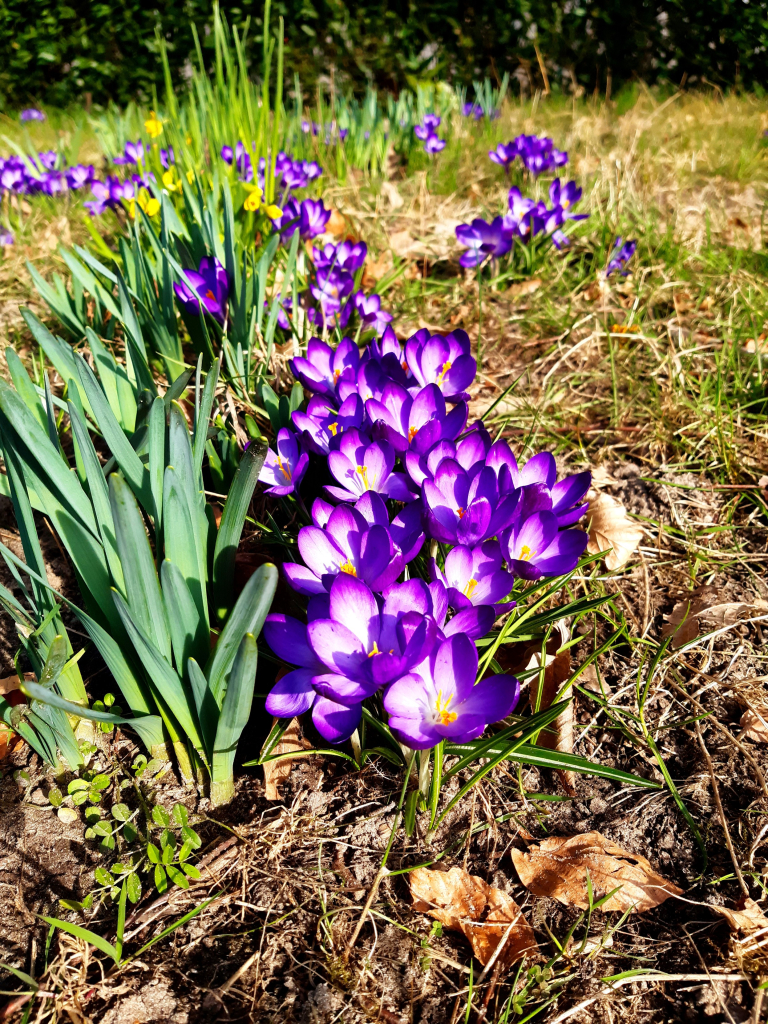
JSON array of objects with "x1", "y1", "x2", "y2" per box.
[{"x1": 2, "y1": 0, "x2": 768, "y2": 108}]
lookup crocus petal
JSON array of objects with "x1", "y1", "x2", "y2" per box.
[
  {"x1": 311, "y1": 673, "x2": 380, "y2": 708},
  {"x1": 311, "y1": 696, "x2": 362, "y2": 743},
  {"x1": 282, "y1": 562, "x2": 326, "y2": 595},
  {"x1": 264, "y1": 669, "x2": 317, "y2": 717},
  {"x1": 307, "y1": 619, "x2": 369, "y2": 678},
  {"x1": 264, "y1": 614, "x2": 319, "y2": 669},
  {"x1": 328, "y1": 573, "x2": 380, "y2": 649}
]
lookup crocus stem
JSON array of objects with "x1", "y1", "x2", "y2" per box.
[
  {"x1": 477, "y1": 269, "x2": 484, "y2": 373},
  {"x1": 428, "y1": 741, "x2": 444, "y2": 830},
  {"x1": 343, "y1": 752, "x2": 414, "y2": 958},
  {"x1": 418, "y1": 747, "x2": 431, "y2": 799}
]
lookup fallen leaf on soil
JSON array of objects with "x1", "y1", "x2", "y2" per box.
[
  {"x1": 511, "y1": 832, "x2": 683, "y2": 912},
  {"x1": 586, "y1": 492, "x2": 644, "y2": 570},
  {"x1": 325, "y1": 208, "x2": 348, "y2": 236},
  {"x1": 712, "y1": 897, "x2": 768, "y2": 934},
  {"x1": 507, "y1": 278, "x2": 542, "y2": 298},
  {"x1": 262, "y1": 718, "x2": 311, "y2": 800},
  {"x1": 388, "y1": 229, "x2": 417, "y2": 257},
  {"x1": 361, "y1": 252, "x2": 393, "y2": 289},
  {"x1": 380, "y1": 181, "x2": 404, "y2": 210},
  {"x1": 741, "y1": 709, "x2": 768, "y2": 744},
  {"x1": 662, "y1": 587, "x2": 764, "y2": 648},
  {"x1": 0, "y1": 674, "x2": 22, "y2": 695},
  {"x1": 410, "y1": 866, "x2": 540, "y2": 966}
]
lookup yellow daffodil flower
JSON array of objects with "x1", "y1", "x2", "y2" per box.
[
  {"x1": 263, "y1": 203, "x2": 282, "y2": 219},
  {"x1": 144, "y1": 111, "x2": 163, "y2": 139},
  {"x1": 243, "y1": 191, "x2": 261, "y2": 212},
  {"x1": 186, "y1": 169, "x2": 195, "y2": 184}
]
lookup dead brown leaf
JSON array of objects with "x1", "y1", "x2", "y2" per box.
[
  {"x1": 712, "y1": 897, "x2": 768, "y2": 934},
  {"x1": 410, "y1": 866, "x2": 540, "y2": 966},
  {"x1": 0, "y1": 674, "x2": 22, "y2": 695},
  {"x1": 741, "y1": 709, "x2": 768, "y2": 744},
  {"x1": 380, "y1": 181, "x2": 404, "y2": 210},
  {"x1": 262, "y1": 718, "x2": 311, "y2": 800},
  {"x1": 511, "y1": 832, "x2": 683, "y2": 912},
  {"x1": 325, "y1": 208, "x2": 348, "y2": 237},
  {"x1": 586, "y1": 492, "x2": 644, "y2": 570},
  {"x1": 507, "y1": 278, "x2": 543, "y2": 299},
  {"x1": 662, "y1": 587, "x2": 762, "y2": 649},
  {"x1": 361, "y1": 251, "x2": 393, "y2": 290}
]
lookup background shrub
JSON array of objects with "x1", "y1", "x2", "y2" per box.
[{"x1": 1, "y1": 0, "x2": 767, "y2": 109}]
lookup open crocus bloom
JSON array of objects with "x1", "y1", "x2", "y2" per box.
[
  {"x1": 290, "y1": 336, "x2": 360, "y2": 397},
  {"x1": 422, "y1": 459, "x2": 519, "y2": 546},
  {"x1": 292, "y1": 394, "x2": 365, "y2": 455},
  {"x1": 384, "y1": 633, "x2": 520, "y2": 749},
  {"x1": 501, "y1": 511, "x2": 588, "y2": 580},
  {"x1": 283, "y1": 503, "x2": 394, "y2": 595},
  {"x1": 258, "y1": 429, "x2": 309, "y2": 496},
  {"x1": 263, "y1": 613, "x2": 363, "y2": 743},
  {"x1": 173, "y1": 256, "x2": 229, "y2": 321},
  {"x1": 431, "y1": 540, "x2": 515, "y2": 612},
  {"x1": 455, "y1": 217, "x2": 512, "y2": 267},
  {"x1": 404, "y1": 329, "x2": 476, "y2": 400},
  {"x1": 366, "y1": 382, "x2": 467, "y2": 455},
  {"x1": 326, "y1": 430, "x2": 415, "y2": 503}
]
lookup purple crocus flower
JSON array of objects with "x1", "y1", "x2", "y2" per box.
[
  {"x1": 424, "y1": 135, "x2": 447, "y2": 154},
  {"x1": 292, "y1": 394, "x2": 365, "y2": 456},
  {"x1": 422, "y1": 458, "x2": 519, "y2": 546},
  {"x1": 310, "y1": 266, "x2": 354, "y2": 320},
  {"x1": 65, "y1": 164, "x2": 95, "y2": 190},
  {"x1": 38, "y1": 150, "x2": 58, "y2": 170},
  {"x1": 83, "y1": 175, "x2": 134, "y2": 216},
  {"x1": 173, "y1": 256, "x2": 229, "y2": 322},
  {"x1": 384, "y1": 633, "x2": 520, "y2": 749},
  {"x1": 326, "y1": 431, "x2": 415, "y2": 503},
  {"x1": 431, "y1": 540, "x2": 515, "y2": 613},
  {"x1": 290, "y1": 337, "x2": 360, "y2": 397},
  {"x1": 366, "y1": 382, "x2": 467, "y2": 454},
  {"x1": 300, "y1": 198, "x2": 331, "y2": 239},
  {"x1": 113, "y1": 140, "x2": 145, "y2": 166},
  {"x1": 283, "y1": 502, "x2": 395, "y2": 595},
  {"x1": 264, "y1": 613, "x2": 363, "y2": 743},
  {"x1": 309, "y1": 575, "x2": 438, "y2": 693},
  {"x1": 20, "y1": 109, "x2": 46, "y2": 123},
  {"x1": 455, "y1": 217, "x2": 512, "y2": 268},
  {"x1": 548, "y1": 179, "x2": 584, "y2": 217},
  {"x1": 0, "y1": 230, "x2": 13, "y2": 245},
  {"x1": 353, "y1": 291, "x2": 393, "y2": 336},
  {"x1": 314, "y1": 240, "x2": 368, "y2": 274},
  {"x1": 606, "y1": 237, "x2": 637, "y2": 277},
  {"x1": 258, "y1": 428, "x2": 309, "y2": 496},
  {"x1": 281, "y1": 162, "x2": 309, "y2": 190},
  {"x1": 488, "y1": 142, "x2": 519, "y2": 172},
  {"x1": 160, "y1": 147, "x2": 175, "y2": 168},
  {"x1": 462, "y1": 102, "x2": 484, "y2": 119},
  {"x1": 501, "y1": 511, "x2": 588, "y2": 580},
  {"x1": 404, "y1": 329, "x2": 476, "y2": 401}
]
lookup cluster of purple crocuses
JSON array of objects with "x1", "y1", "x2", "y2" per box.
[
  {"x1": 414, "y1": 114, "x2": 446, "y2": 155},
  {"x1": 0, "y1": 152, "x2": 96, "y2": 199},
  {"x1": 257, "y1": 326, "x2": 591, "y2": 749},
  {"x1": 489, "y1": 134, "x2": 568, "y2": 176},
  {"x1": 456, "y1": 178, "x2": 588, "y2": 267},
  {"x1": 274, "y1": 239, "x2": 393, "y2": 334},
  {"x1": 221, "y1": 144, "x2": 322, "y2": 193}
]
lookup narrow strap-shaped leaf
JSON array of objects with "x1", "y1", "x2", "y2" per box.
[
  {"x1": 2, "y1": 695, "x2": 54, "y2": 763},
  {"x1": 211, "y1": 633, "x2": 257, "y2": 799},
  {"x1": 5, "y1": 348, "x2": 46, "y2": 432},
  {"x1": 75, "y1": 355, "x2": 151, "y2": 511},
  {"x1": 0, "y1": 381, "x2": 98, "y2": 533},
  {"x1": 28, "y1": 699, "x2": 83, "y2": 770},
  {"x1": 59, "y1": 248, "x2": 121, "y2": 320},
  {"x1": 147, "y1": 397, "x2": 165, "y2": 530},
  {"x1": 186, "y1": 656, "x2": 218, "y2": 761},
  {"x1": 24, "y1": 263, "x2": 85, "y2": 336},
  {"x1": 192, "y1": 355, "x2": 222, "y2": 478},
  {"x1": 206, "y1": 563, "x2": 277, "y2": 707},
  {"x1": 68, "y1": 399, "x2": 125, "y2": 594},
  {"x1": 160, "y1": 559, "x2": 209, "y2": 675},
  {"x1": 116, "y1": 267, "x2": 147, "y2": 362},
  {"x1": 112, "y1": 589, "x2": 204, "y2": 753},
  {"x1": 85, "y1": 328, "x2": 137, "y2": 433},
  {"x1": 211, "y1": 441, "x2": 267, "y2": 622},
  {"x1": 38, "y1": 915, "x2": 118, "y2": 962},
  {"x1": 109, "y1": 474, "x2": 171, "y2": 663},
  {"x1": 501, "y1": 743, "x2": 661, "y2": 789}
]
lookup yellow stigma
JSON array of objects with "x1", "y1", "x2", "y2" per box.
[
  {"x1": 435, "y1": 690, "x2": 458, "y2": 726},
  {"x1": 368, "y1": 641, "x2": 381, "y2": 658},
  {"x1": 356, "y1": 465, "x2": 370, "y2": 489},
  {"x1": 340, "y1": 560, "x2": 357, "y2": 576},
  {"x1": 333, "y1": 368, "x2": 342, "y2": 383},
  {"x1": 402, "y1": 360, "x2": 409, "y2": 372},
  {"x1": 435, "y1": 360, "x2": 453, "y2": 386},
  {"x1": 463, "y1": 578, "x2": 478, "y2": 599},
  {"x1": 408, "y1": 424, "x2": 419, "y2": 442},
  {"x1": 205, "y1": 289, "x2": 216, "y2": 301},
  {"x1": 518, "y1": 544, "x2": 535, "y2": 561},
  {"x1": 328, "y1": 421, "x2": 338, "y2": 436},
  {"x1": 276, "y1": 456, "x2": 292, "y2": 482},
  {"x1": 456, "y1": 506, "x2": 465, "y2": 519}
]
